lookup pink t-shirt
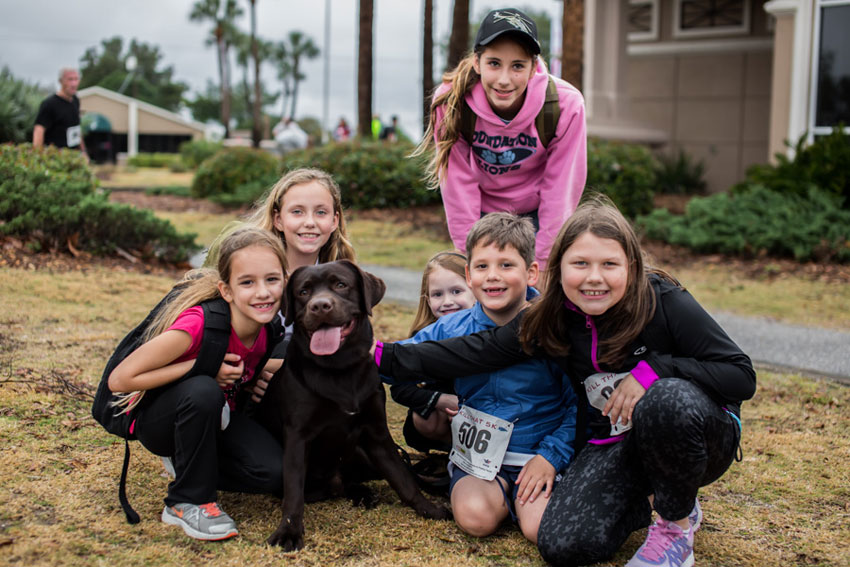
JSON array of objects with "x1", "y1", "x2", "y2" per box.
[{"x1": 167, "y1": 305, "x2": 268, "y2": 409}]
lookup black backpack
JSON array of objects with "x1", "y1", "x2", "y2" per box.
[
  {"x1": 92, "y1": 285, "x2": 282, "y2": 523},
  {"x1": 460, "y1": 74, "x2": 561, "y2": 149}
]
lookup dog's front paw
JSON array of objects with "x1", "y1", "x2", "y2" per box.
[
  {"x1": 346, "y1": 483, "x2": 379, "y2": 509},
  {"x1": 267, "y1": 516, "x2": 304, "y2": 551},
  {"x1": 415, "y1": 499, "x2": 452, "y2": 521}
]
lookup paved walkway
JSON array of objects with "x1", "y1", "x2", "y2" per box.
[{"x1": 362, "y1": 264, "x2": 850, "y2": 383}]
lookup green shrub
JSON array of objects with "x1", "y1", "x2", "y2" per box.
[
  {"x1": 0, "y1": 66, "x2": 46, "y2": 144},
  {"x1": 637, "y1": 186, "x2": 850, "y2": 262},
  {"x1": 191, "y1": 147, "x2": 280, "y2": 201},
  {"x1": 126, "y1": 152, "x2": 183, "y2": 168},
  {"x1": 145, "y1": 185, "x2": 192, "y2": 197},
  {"x1": 654, "y1": 149, "x2": 706, "y2": 195},
  {"x1": 586, "y1": 138, "x2": 657, "y2": 217},
  {"x1": 733, "y1": 126, "x2": 850, "y2": 208},
  {"x1": 281, "y1": 141, "x2": 438, "y2": 209},
  {"x1": 179, "y1": 139, "x2": 223, "y2": 169},
  {"x1": 0, "y1": 144, "x2": 198, "y2": 263}
]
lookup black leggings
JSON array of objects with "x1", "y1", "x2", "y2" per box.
[
  {"x1": 537, "y1": 378, "x2": 741, "y2": 566},
  {"x1": 133, "y1": 375, "x2": 283, "y2": 507}
]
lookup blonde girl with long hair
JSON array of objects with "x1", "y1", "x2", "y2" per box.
[
  {"x1": 109, "y1": 228, "x2": 288, "y2": 542},
  {"x1": 413, "y1": 7, "x2": 587, "y2": 271},
  {"x1": 206, "y1": 168, "x2": 355, "y2": 273},
  {"x1": 391, "y1": 251, "x2": 475, "y2": 455}
]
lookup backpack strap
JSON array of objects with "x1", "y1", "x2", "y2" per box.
[
  {"x1": 118, "y1": 439, "x2": 140, "y2": 524},
  {"x1": 193, "y1": 298, "x2": 232, "y2": 378},
  {"x1": 534, "y1": 76, "x2": 561, "y2": 149}
]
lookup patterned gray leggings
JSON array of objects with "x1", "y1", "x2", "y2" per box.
[{"x1": 537, "y1": 378, "x2": 741, "y2": 566}]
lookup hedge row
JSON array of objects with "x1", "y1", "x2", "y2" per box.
[{"x1": 1, "y1": 144, "x2": 198, "y2": 263}]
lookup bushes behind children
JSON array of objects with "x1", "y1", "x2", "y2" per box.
[{"x1": 0, "y1": 144, "x2": 198, "y2": 263}]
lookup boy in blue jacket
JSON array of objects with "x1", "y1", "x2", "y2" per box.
[{"x1": 385, "y1": 212, "x2": 576, "y2": 543}]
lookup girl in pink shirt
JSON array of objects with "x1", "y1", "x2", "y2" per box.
[
  {"x1": 108, "y1": 228, "x2": 287, "y2": 541},
  {"x1": 415, "y1": 8, "x2": 587, "y2": 271}
]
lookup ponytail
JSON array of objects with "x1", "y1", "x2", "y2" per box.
[{"x1": 412, "y1": 52, "x2": 481, "y2": 188}]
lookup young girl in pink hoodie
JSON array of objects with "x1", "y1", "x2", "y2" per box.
[{"x1": 416, "y1": 7, "x2": 587, "y2": 271}]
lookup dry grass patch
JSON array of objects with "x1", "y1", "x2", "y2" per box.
[
  {"x1": 1, "y1": 267, "x2": 849, "y2": 566},
  {"x1": 96, "y1": 166, "x2": 194, "y2": 189}
]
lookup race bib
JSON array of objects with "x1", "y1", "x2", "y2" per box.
[
  {"x1": 66, "y1": 125, "x2": 81, "y2": 148},
  {"x1": 449, "y1": 406, "x2": 513, "y2": 481},
  {"x1": 585, "y1": 371, "x2": 633, "y2": 436}
]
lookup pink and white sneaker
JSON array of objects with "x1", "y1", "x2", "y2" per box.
[{"x1": 625, "y1": 517, "x2": 694, "y2": 567}]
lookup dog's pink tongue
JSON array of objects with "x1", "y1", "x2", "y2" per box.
[{"x1": 310, "y1": 326, "x2": 342, "y2": 355}]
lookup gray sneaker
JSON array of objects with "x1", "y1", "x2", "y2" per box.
[{"x1": 161, "y1": 502, "x2": 238, "y2": 541}]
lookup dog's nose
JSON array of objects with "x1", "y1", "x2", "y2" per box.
[{"x1": 309, "y1": 297, "x2": 333, "y2": 314}]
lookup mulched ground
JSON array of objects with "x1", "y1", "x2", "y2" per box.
[{"x1": 2, "y1": 191, "x2": 848, "y2": 284}]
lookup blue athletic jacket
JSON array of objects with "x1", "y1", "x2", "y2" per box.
[{"x1": 391, "y1": 289, "x2": 578, "y2": 473}]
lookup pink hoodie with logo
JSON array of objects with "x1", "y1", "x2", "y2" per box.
[{"x1": 434, "y1": 60, "x2": 587, "y2": 270}]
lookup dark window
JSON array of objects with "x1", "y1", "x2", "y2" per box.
[
  {"x1": 815, "y1": 4, "x2": 850, "y2": 127},
  {"x1": 679, "y1": 0, "x2": 745, "y2": 30}
]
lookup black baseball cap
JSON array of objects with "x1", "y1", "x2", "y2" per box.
[{"x1": 474, "y1": 8, "x2": 540, "y2": 55}]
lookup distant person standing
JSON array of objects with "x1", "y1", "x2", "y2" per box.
[
  {"x1": 379, "y1": 115, "x2": 399, "y2": 142},
  {"x1": 33, "y1": 68, "x2": 87, "y2": 156}
]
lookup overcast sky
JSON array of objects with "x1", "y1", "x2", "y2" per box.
[{"x1": 0, "y1": 0, "x2": 562, "y2": 137}]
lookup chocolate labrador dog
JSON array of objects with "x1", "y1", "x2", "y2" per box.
[{"x1": 256, "y1": 260, "x2": 449, "y2": 551}]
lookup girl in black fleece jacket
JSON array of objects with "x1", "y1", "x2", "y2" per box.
[{"x1": 376, "y1": 196, "x2": 756, "y2": 567}]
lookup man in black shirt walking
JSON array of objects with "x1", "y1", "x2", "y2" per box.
[{"x1": 33, "y1": 68, "x2": 87, "y2": 157}]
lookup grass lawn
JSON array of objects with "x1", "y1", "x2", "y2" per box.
[
  {"x1": 0, "y1": 265, "x2": 848, "y2": 566},
  {"x1": 1, "y1": 187, "x2": 847, "y2": 565}
]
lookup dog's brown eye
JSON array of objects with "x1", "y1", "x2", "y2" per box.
[
  {"x1": 335, "y1": 281, "x2": 347, "y2": 289},
  {"x1": 298, "y1": 288, "x2": 309, "y2": 296}
]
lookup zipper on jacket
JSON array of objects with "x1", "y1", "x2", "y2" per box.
[{"x1": 586, "y1": 314, "x2": 602, "y2": 373}]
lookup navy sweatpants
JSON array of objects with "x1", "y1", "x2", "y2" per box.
[
  {"x1": 133, "y1": 375, "x2": 283, "y2": 506},
  {"x1": 537, "y1": 378, "x2": 741, "y2": 566}
]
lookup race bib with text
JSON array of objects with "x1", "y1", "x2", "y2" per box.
[{"x1": 449, "y1": 405, "x2": 513, "y2": 480}]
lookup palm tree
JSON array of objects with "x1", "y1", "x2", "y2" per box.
[
  {"x1": 357, "y1": 0, "x2": 374, "y2": 138},
  {"x1": 284, "y1": 31, "x2": 319, "y2": 120},
  {"x1": 561, "y1": 0, "x2": 584, "y2": 89},
  {"x1": 446, "y1": 0, "x2": 469, "y2": 71},
  {"x1": 249, "y1": 0, "x2": 262, "y2": 147},
  {"x1": 422, "y1": 0, "x2": 434, "y2": 133},
  {"x1": 274, "y1": 41, "x2": 294, "y2": 120},
  {"x1": 189, "y1": 0, "x2": 242, "y2": 138}
]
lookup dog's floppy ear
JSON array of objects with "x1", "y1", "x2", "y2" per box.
[
  {"x1": 284, "y1": 265, "x2": 308, "y2": 326},
  {"x1": 340, "y1": 260, "x2": 386, "y2": 316}
]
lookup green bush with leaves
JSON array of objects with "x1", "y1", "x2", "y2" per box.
[
  {"x1": 654, "y1": 149, "x2": 706, "y2": 195},
  {"x1": 0, "y1": 144, "x2": 198, "y2": 263},
  {"x1": 586, "y1": 138, "x2": 658, "y2": 217},
  {"x1": 191, "y1": 146, "x2": 280, "y2": 201},
  {"x1": 637, "y1": 186, "x2": 850, "y2": 262},
  {"x1": 179, "y1": 139, "x2": 224, "y2": 169},
  {"x1": 281, "y1": 141, "x2": 438, "y2": 209},
  {"x1": 733, "y1": 126, "x2": 850, "y2": 208},
  {"x1": 0, "y1": 66, "x2": 46, "y2": 144},
  {"x1": 126, "y1": 152, "x2": 183, "y2": 169}
]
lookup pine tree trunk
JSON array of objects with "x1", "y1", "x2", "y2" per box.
[
  {"x1": 357, "y1": 0, "x2": 374, "y2": 138},
  {"x1": 422, "y1": 0, "x2": 434, "y2": 133},
  {"x1": 446, "y1": 0, "x2": 469, "y2": 71},
  {"x1": 561, "y1": 0, "x2": 584, "y2": 90}
]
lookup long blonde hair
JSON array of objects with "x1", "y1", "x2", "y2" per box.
[
  {"x1": 412, "y1": 43, "x2": 537, "y2": 188},
  {"x1": 116, "y1": 228, "x2": 286, "y2": 411},
  {"x1": 248, "y1": 168, "x2": 356, "y2": 264},
  {"x1": 408, "y1": 251, "x2": 468, "y2": 336}
]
